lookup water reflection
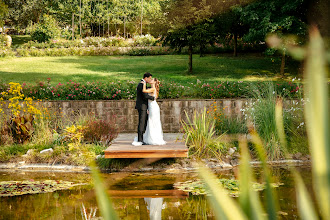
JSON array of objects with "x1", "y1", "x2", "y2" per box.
[
  {"x1": 0, "y1": 165, "x2": 311, "y2": 220},
  {"x1": 144, "y1": 198, "x2": 164, "y2": 220}
]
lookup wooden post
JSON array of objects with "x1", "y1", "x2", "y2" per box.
[
  {"x1": 107, "y1": 0, "x2": 109, "y2": 37},
  {"x1": 79, "y1": 0, "x2": 82, "y2": 38},
  {"x1": 188, "y1": 45, "x2": 193, "y2": 73},
  {"x1": 280, "y1": 50, "x2": 286, "y2": 76},
  {"x1": 124, "y1": 16, "x2": 126, "y2": 39},
  {"x1": 234, "y1": 32, "x2": 238, "y2": 57},
  {"x1": 72, "y1": 13, "x2": 74, "y2": 40},
  {"x1": 140, "y1": 0, "x2": 143, "y2": 35}
]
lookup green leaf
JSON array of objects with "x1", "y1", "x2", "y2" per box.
[
  {"x1": 239, "y1": 140, "x2": 266, "y2": 220},
  {"x1": 304, "y1": 26, "x2": 330, "y2": 220},
  {"x1": 198, "y1": 163, "x2": 248, "y2": 220},
  {"x1": 294, "y1": 172, "x2": 319, "y2": 220},
  {"x1": 90, "y1": 162, "x2": 118, "y2": 220}
]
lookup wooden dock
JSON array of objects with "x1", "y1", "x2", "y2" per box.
[{"x1": 104, "y1": 140, "x2": 188, "y2": 158}]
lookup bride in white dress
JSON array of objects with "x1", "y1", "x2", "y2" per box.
[{"x1": 141, "y1": 78, "x2": 166, "y2": 145}]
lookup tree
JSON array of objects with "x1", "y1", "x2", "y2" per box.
[
  {"x1": 162, "y1": 0, "x2": 214, "y2": 73},
  {"x1": 4, "y1": 0, "x2": 51, "y2": 28},
  {"x1": 0, "y1": 0, "x2": 8, "y2": 27},
  {"x1": 239, "y1": 0, "x2": 308, "y2": 75},
  {"x1": 213, "y1": 6, "x2": 248, "y2": 57}
]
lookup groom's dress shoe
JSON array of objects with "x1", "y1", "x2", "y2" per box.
[{"x1": 142, "y1": 142, "x2": 148, "y2": 145}]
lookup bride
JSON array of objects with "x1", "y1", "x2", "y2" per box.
[{"x1": 141, "y1": 78, "x2": 166, "y2": 145}]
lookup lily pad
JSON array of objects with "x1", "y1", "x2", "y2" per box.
[
  {"x1": 0, "y1": 180, "x2": 85, "y2": 197},
  {"x1": 174, "y1": 179, "x2": 282, "y2": 197}
]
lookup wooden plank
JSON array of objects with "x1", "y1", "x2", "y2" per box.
[
  {"x1": 104, "y1": 140, "x2": 188, "y2": 158},
  {"x1": 108, "y1": 189, "x2": 189, "y2": 198}
]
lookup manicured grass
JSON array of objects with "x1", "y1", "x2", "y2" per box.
[{"x1": 0, "y1": 54, "x2": 296, "y2": 85}]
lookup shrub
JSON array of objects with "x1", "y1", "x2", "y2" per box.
[
  {"x1": 83, "y1": 117, "x2": 119, "y2": 145},
  {"x1": 0, "y1": 34, "x2": 6, "y2": 47},
  {"x1": 31, "y1": 15, "x2": 61, "y2": 43},
  {"x1": 133, "y1": 34, "x2": 157, "y2": 46}
]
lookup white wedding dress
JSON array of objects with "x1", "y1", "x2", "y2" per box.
[{"x1": 133, "y1": 91, "x2": 166, "y2": 145}]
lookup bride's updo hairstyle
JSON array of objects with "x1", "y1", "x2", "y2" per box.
[{"x1": 154, "y1": 78, "x2": 160, "y2": 98}]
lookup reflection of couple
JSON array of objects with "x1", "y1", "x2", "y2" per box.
[
  {"x1": 132, "y1": 72, "x2": 166, "y2": 146},
  {"x1": 144, "y1": 198, "x2": 164, "y2": 220}
]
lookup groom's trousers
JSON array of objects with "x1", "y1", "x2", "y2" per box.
[{"x1": 137, "y1": 109, "x2": 148, "y2": 142}]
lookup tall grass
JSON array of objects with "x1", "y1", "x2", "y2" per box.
[
  {"x1": 181, "y1": 108, "x2": 225, "y2": 160},
  {"x1": 197, "y1": 26, "x2": 329, "y2": 220}
]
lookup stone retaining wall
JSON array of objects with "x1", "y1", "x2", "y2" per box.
[
  {"x1": 3, "y1": 99, "x2": 298, "y2": 132},
  {"x1": 39, "y1": 99, "x2": 255, "y2": 132}
]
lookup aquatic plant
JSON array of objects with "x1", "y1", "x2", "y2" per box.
[
  {"x1": 181, "y1": 108, "x2": 225, "y2": 160},
  {"x1": 0, "y1": 180, "x2": 84, "y2": 197}
]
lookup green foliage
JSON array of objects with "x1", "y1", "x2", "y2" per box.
[
  {"x1": 31, "y1": 15, "x2": 61, "y2": 43},
  {"x1": 174, "y1": 178, "x2": 276, "y2": 197},
  {"x1": 240, "y1": 0, "x2": 307, "y2": 42},
  {"x1": 133, "y1": 34, "x2": 157, "y2": 46},
  {"x1": 215, "y1": 115, "x2": 248, "y2": 135},
  {"x1": 0, "y1": 180, "x2": 83, "y2": 197},
  {"x1": 8, "y1": 114, "x2": 34, "y2": 144},
  {"x1": 181, "y1": 108, "x2": 225, "y2": 160},
  {"x1": 0, "y1": 0, "x2": 8, "y2": 27}
]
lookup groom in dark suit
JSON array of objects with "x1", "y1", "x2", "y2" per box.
[{"x1": 135, "y1": 72, "x2": 155, "y2": 145}]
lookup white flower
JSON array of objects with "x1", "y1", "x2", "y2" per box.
[
  {"x1": 283, "y1": 88, "x2": 285, "y2": 90},
  {"x1": 273, "y1": 91, "x2": 275, "y2": 94}
]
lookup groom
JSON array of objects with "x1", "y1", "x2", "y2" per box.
[{"x1": 135, "y1": 72, "x2": 155, "y2": 145}]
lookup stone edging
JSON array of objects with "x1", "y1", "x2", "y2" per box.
[
  {"x1": 0, "y1": 159, "x2": 310, "y2": 173},
  {"x1": 0, "y1": 163, "x2": 90, "y2": 172}
]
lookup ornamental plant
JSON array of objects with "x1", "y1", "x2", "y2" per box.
[{"x1": 0, "y1": 82, "x2": 43, "y2": 144}]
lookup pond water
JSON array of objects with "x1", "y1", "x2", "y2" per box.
[{"x1": 0, "y1": 165, "x2": 312, "y2": 220}]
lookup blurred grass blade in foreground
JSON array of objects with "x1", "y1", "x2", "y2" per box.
[
  {"x1": 250, "y1": 130, "x2": 279, "y2": 219},
  {"x1": 304, "y1": 26, "x2": 330, "y2": 220},
  {"x1": 294, "y1": 172, "x2": 319, "y2": 220},
  {"x1": 238, "y1": 139, "x2": 266, "y2": 220},
  {"x1": 90, "y1": 162, "x2": 118, "y2": 220},
  {"x1": 198, "y1": 163, "x2": 248, "y2": 220}
]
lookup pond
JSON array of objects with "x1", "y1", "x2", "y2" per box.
[{"x1": 0, "y1": 165, "x2": 312, "y2": 220}]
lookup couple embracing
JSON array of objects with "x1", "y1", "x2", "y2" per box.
[{"x1": 132, "y1": 72, "x2": 166, "y2": 146}]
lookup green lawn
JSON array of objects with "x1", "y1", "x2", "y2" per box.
[{"x1": 0, "y1": 55, "x2": 296, "y2": 85}]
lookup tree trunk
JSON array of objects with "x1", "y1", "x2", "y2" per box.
[
  {"x1": 199, "y1": 44, "x2": 204, "y2": 57},
  {"x1": 72, "y1": 13, "x2": 74, "y2": 40},
  {"x1": 280, "y1": 50, "x2": 286, "y2": 76},
  {"x1": 188, "y1": 45, "x2": 193, "y2": 74},
  {"x1": 233, "y1": 33, "x2": 238, "y2": 57}
]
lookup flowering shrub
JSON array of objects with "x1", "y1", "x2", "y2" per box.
[
  {"x1": 0, "y1": 80, "x2": 304, "y2": 101},
  {"x1": 0, "y1": 82, "x2": 45, "y2": 144}
]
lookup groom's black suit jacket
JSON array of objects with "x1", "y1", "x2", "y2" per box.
[{"x1": 135, "y1": 80, "x2": 155, "y2": 110}]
